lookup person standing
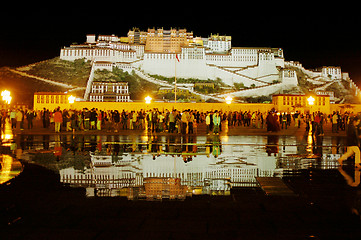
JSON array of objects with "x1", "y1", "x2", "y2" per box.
[
  {"x1": 213, "y1": 111, "x2": 221, "y2": 134},
  {"x1": 121, "y1": 110, "x2": 128, "y2": 130},
  {"x1": 338, "y1": 116, "x2": 361, "y2": 168},
  {"x1": 281, "y1": 113, "x2": 287, "y2": 129},
  {"x1": 181, "y1": 110, "x2": 189, "y2": 134},
  {"x1": 83, "y1": 108, "x2": 90, "y2": 131},
  {"x1": 332, "y1": 112, "x2": 338, "y2": 133},
  {"x1": 113, "y1": 110, "x2": 120, "y2": 132},
  {"x1": 168, "y1": 110, "x2": 175, "y2": 133},
  {"x1": 10, "y1": 109, "x2": 17, "y2": 129},
  {"x1": 54, "y1": 108, "x2": 63, "y2": 133},
  {"x1": 188, "y1": 111, "x2": 195, "y2": 134},
  {"x1": 16, "y1": 109, "x2": 24, "y2": 131},
  {"x1": 205, "y1": 112, "x2": 211, "y2": 134},
  {"x1": 26, "y1": 110, "x2": 36, "y2": 129},
  {"x1": 42, "y1": 108, "x2": 50, "y2": 128},
  {"x1": 294, "y1": 111, "x2": 300, "y2": 128},
  {"x1": 97, "y1": 110, "x2": 102, "y2": 130},
  {"x1": 90, "y1": 109, "x2": 97, "y2": 130},
  {"x1": 319, "y1": 113, "x2": 324, "y2": 136},
  {"x1": 70, "y1": 110, "x2": 77, "y2": 133}
]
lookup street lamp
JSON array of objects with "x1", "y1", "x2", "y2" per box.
[
  {"x1": 225, "y1": 96, "x2": 233, "y2": 105},
  {"x1": 145, "y1": 96, "x2": 152, "y2": 104},
  {"x1": 68, "y1": 95, "x2": 76, "y2": 104},
  {"x1": 307, "y1": 96, "x2": 315, "y2": 114},
  {"x1": 307, "y1": 96, "x2": 315, "y2": 106},
  {"x1": 1, "y1": 90, "x2": 12, "y2": 104}
]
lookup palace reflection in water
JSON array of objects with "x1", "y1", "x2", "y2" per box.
[{"x1": 15, "y1": 133, "x2": 344, "y2": 201}]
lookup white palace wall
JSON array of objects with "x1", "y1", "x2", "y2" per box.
[
  {"x1": 140, "y1": 47, "x2": 283, "y2": 87},
  {"x1": 141, "y1": 56, "x2": 267, "y2": 87},
  {"x1": 60, "y1": 47, "x2": 137, "y2": 62},
  {"x1": 142, "y1": 53, "x2": 209, "y2": 80},
  {"x1": 60, "y1": 43, "x2": 285, "y2": 87}
]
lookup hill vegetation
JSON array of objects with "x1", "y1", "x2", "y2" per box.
[
  {"x1": 23, "y1": 57, "x2": 92, "y2": 87},
  {"x1": 0, "y1": 67, "x2": 67, "y2": 104}
]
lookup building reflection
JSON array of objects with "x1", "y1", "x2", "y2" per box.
[{"x1": 14, "y1": 133, "x2": 344, "y2": 200}]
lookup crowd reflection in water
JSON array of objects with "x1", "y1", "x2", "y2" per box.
[{"x1": 14, "y1": 134, "x2": 223, "y2": 161}]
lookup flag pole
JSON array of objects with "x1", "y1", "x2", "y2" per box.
[{"x1": 174, "y1": 54, "x2": 177, "y2": 103}]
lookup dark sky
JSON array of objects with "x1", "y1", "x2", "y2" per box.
[{"x1": 1, "y1": 2, "x2": 361, "y2": 85}]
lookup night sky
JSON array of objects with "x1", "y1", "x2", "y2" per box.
[{"x1": 1, "y1": 2, "x2": 361, "y2": 85}]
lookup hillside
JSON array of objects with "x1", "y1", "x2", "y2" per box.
[
  {"x1": 20, "y1": 57, "x2": 92, "y2": 87},
  {"x1": 288, "y1": 65, "x2": 361, "y2": 103},
  {"x1": 15, "y1": 58, "x2": 160, "y2": 100},
  {"x1": 0, "y1": 67, "x2": 67, "y2": 105}
]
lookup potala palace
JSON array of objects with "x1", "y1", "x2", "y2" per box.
[{"x1": 59, "y1": 28, "x2": 359, "y2": 101}]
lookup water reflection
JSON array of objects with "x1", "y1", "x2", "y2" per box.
[
  {"x1": 8, "y1": 133, "x2": 347, "y2": 200},
  {"x1": 0, "y1": 154, "x2": 22, "y2": 184},
  {"x1": 339, "y1": 167, "x2": 361, "y2": 187},
  {"x1": 0, "y1": 119, "x2": 22, "y2": 184}
]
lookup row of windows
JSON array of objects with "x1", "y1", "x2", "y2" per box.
[
  {"x1": 89, "y1": 96, "x2": 130, "y2": 102},
  {"x1": 282, "y1": 100, "x2": 326, "y2": 106},
  {"x1": 61, "y1": 49, "x2": 136, "y2": 58},
  {"x1": 62, "y1": 49, "x2": 114, "y2": 57},
  {"x1": 283, "y1": 96, "x2": 326, "y2": 101},
  {"x1": 323, "y1": 68, "x2": 341, "y2": 74},
  {"x1": 91, "y1": 89, "x2": 128, "y2": 94},
  {"x1": 116, "y1": 96, "x2": 130, "y2": 102},
  {"x1": 147, "y1": 38, "x2": 186, "y2": 42},
  {"x1": 205, "y1": 53, "x2": 258, "y2": 62},
  {"x1": 259, "y1": 54, "x2": 274, "y2": 61},
  {"x1": 36, "y1": 95, "x2": 67, "y2": 104},
  {"x1": 91, "y1": 86, "x2": 128, "y2": 94},
  {"x1": 89, "y1": 96, "x2": 103, "y2": 102},
  {"x1": 283, "y1": 71, "x2": 296, "y2": 78},
  {"x1": 232, "y1": 49, "x2": 258, "y2": 54},
  {"x1": 208, "y1": 42, "x2": 231, "y2": 48},
  {"x1": 146, "y1": 54, "x2": 181, "y2": 60}
]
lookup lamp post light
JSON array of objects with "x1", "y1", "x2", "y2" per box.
[
  {"x1": 68, "y1": 95, "x2": 75, "y2": 104},
  {"x1": 307, "y1": 96, "x2": 315, "y2": 105},
  {"x1": 145, "y1": 96, "x2": 152, "y2": 104},
  {"x1": 68, "y1": 95, "x2": 76, "y2": 109},
  {"x1": 307, "y1": 96, "x2": 315, "y2": 113},
  {"x1": 225, "y1": 96, "x2": 233, "y2": 105},
  {"x1": 1, "y1": 90, "x2": 12, "y2": 105}
]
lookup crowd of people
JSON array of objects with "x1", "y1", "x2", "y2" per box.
[{"x1": 0, "y1": 107, "x2": 357, "y2": 135}]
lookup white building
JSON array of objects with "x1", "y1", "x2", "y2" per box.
[
  {"x1": 205, "y1": 34, "x2": 232, "y2": 53},
  {"x1": 60, "y1": 33, "x2": 290, "y2": 90},
  {"x1": 89, "y1": 81, "x2": 130, "y2": 102},
  {"x1": 322, "y1": 66, "x2": 341, "y2": 80}
]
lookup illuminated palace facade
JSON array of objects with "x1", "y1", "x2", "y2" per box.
[
  {"x1": 60, "y1": 28, "x2": 360, "y2": 102},
  {"x1": 60, "y1": 28, "x2": 298, "y2": 89}
]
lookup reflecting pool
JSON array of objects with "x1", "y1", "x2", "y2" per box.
[{"x1": 6, "y1": 132, "x2": 349, "y2": 200}]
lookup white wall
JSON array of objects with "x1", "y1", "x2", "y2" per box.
[
  {"x1": 60, "y1": 48, "x2": 137, "y2": 62},
  {"x1": 61, "y1": 44, "x2": 286, "y2": 88}
]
